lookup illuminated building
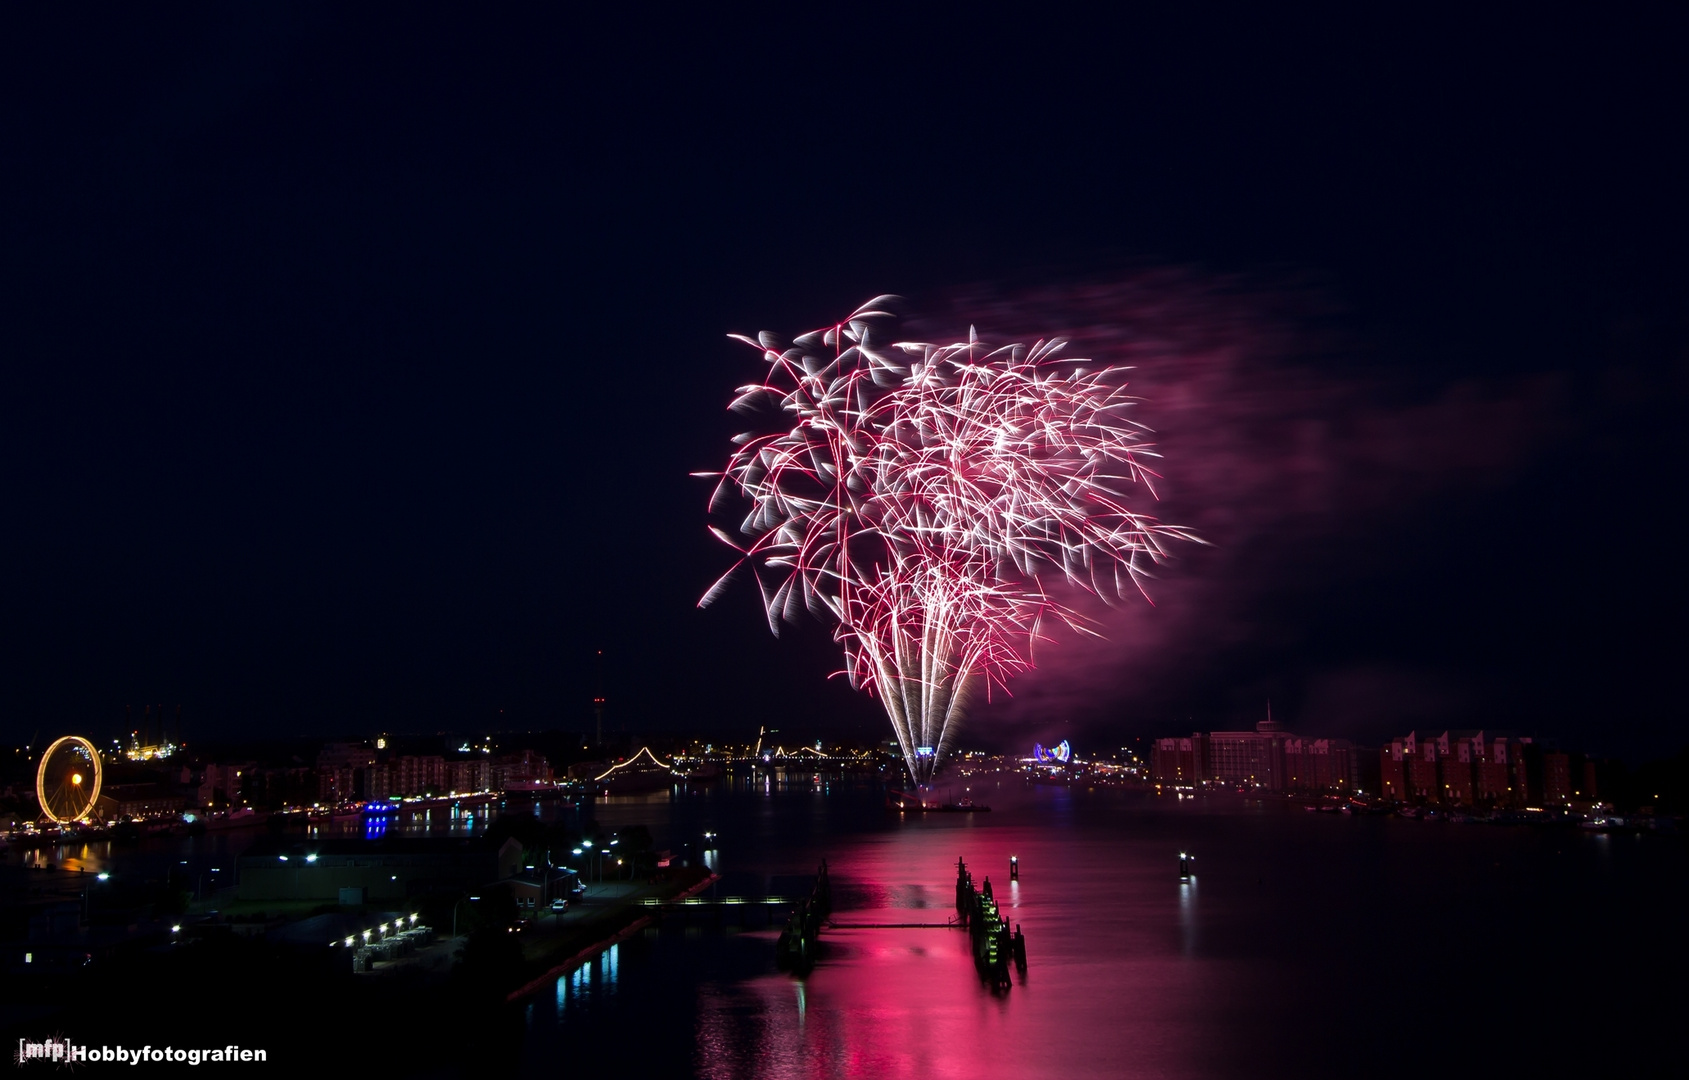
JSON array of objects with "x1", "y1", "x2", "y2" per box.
[
  {"x1": 1155, "y1": 719, "x2": 1377, "y2": 795},
  {"x1": 1151, "y1": 736, "x2": 1206, "y2": 785},
  {"x1": 1205, "y1": 720, "x2": 1288, "y2": 789},
  {"x1": 1381, "y1": 731, "x2": 1534, "y2": 807}
]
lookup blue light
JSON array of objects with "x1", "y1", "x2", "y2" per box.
[{"x1": 1033, "y1": 739, "x2": 1072, "y2": 764}]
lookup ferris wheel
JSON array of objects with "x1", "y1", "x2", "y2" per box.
[{"x1": 36, "y1": 735, "x2": 103, "y2": 824}]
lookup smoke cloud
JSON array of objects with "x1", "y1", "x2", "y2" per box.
[{"x1": 903, "y1": 272, "x2": 1569, "y2": 747}]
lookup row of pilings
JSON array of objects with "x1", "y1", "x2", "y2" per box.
[
  {"x1": 955, "y1": 856, "x2": 1025, "y2": 987},
  {"x1": 775, "y1": 858, "x2": 832, "y2": 973}
]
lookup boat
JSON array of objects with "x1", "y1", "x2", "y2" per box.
[{"x1": 887, "y1": 790, "x2": 991, "y2": 813}]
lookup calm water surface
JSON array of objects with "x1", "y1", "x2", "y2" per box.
[{"x1": 524, "y1": 774, "x2": 1684, "y2": 1079}]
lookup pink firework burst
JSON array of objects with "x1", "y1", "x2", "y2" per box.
[{"x1": 698, "y1": 298, "x2": 1197, "y2": 784}]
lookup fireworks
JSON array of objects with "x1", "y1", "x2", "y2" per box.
[{"x1": 698, "y1": 298, "x2": 1196, "y2": 784}]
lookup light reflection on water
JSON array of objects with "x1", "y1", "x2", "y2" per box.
[
  {"x1": 1, "y1": 794, "x2": 586, "y2": 888},
  {"x1": 553, "y1": 942, "x2": 620, "y2": 1021},
  {"x1": 522, "y1": 776, "x2": 1684, "y2": 1080}
]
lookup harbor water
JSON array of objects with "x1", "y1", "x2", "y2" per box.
[{"x1": 521, "y1": 773, "x2": 1683, "y2": 1079}]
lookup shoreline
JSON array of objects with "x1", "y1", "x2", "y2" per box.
[{"x1": 505, "y1": 870, "x2": 719, "y2": 1003}]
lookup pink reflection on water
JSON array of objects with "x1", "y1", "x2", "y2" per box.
[{"x1": 693, "y1": 812, "x2": 1243, "y2": 1080}]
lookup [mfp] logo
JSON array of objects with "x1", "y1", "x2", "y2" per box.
[{"x1": 16, "y1": 1038, "x2": 269, "y2": 1065}]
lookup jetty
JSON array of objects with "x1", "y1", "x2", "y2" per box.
[
  {"x1": 954, "y1": 857, "x2": 1024, "y2": 986},
  {"x1": 774, "y1": 859, "x2": 832, "y2": 973}
]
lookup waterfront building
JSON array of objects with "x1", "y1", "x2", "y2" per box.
[
  {"x1": 1281, "y1": 737, "x2": 1370, "y2": 794},
  {"x1": 447, "y1": 756, "x2": 491, "y2": 794},
  {"x1": 1206, "y1": 721, "x2": 1287, "y2": 789},
  {"x1": 1543, "y1": 751, "x2": 1571, "y2": 804},
  {"x1": 242, "y1": 766, "x2": 315, "y2": 809},
  {"x1": 102, "y1": 782, "x2": 188, "y2": 819},
  {"x1": 1381, "y1": 731, "x2": 1536, "y2": 807},
  {"x1": 318, "y1": 764, "x2": 358, "y2": 803},
  {"x1": 395, "y1": 755, "x2": 447, "y2": 796},
  {"x1": 317, "y1": 742, "x2": 376, "y2": 803},
  {"x1": 1154, "y1": 719, "x2": 1376, "y2": 794},
  {"x1": 1151, "y1": 736, "x2": 1206, "y2": 785},
  {"x1": 194, "y1": 762, "x2": 251, "y2": 808},
  {"x1": 363, "y1": 761, "x2": 394, "y2": 801},
  {"x1": 505, "y1": 866, "x2": 583, "y2": 912},
  {"x1": 492, "y1": 750, "x2": 550, "y2": 791},
  {"x1": 1475, "y1": 740, "x2": 1514, "y2": 803}
]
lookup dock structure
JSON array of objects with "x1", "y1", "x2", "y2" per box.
[
  {"x1": 955, "y1": 857, "x2": 1020, "y2": 986},
  {"x1": 767, "y1": 858, "x2": 1024, "y2": 983},
  {"x1": 775, "y1": 859, "x2": 831, "y2": 973}
]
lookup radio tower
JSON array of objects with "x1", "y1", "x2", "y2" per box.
[{"x1": 593, "y1": 649, "x2": 606, "y2": 749}]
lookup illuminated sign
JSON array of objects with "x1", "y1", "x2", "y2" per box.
[
  {"x1": 914, "y1": 746, "x2": 935, "y2": 758},
  {"x1": 1033, "y1": 740, "x2": 1072, "y2": 764}
]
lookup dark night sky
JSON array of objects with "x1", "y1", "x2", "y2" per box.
[{"x1": 1, "y1": 5, "x2": 1684, "y2": 759}]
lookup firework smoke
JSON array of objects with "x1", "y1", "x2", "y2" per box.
[
  {"x1": 698, "y1": 298, "x2": 1197, "y2": 784},
  {"x1": 906, "y1": 273, "x2": 1567, "y2": 744}
]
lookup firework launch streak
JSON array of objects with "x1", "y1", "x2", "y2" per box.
[{"x1": 699, "y1": 298, "x2": 1197, "y2": 784}]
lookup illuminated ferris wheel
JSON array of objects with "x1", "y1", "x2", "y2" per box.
[{"x1": 36, "y1": 735, "x2": 103, "y2": 824}]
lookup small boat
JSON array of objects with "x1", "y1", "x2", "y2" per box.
[
  {"x1": 931, "y1": 798, "x2": 990, "y2": 813},
  {"x1": 1580, "y1": 815, "x2": 1628, "y2": 831},
  {"x1": 887, "y1": 790, "x2": 991, "y2": 813}
]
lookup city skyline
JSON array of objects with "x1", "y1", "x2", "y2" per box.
[{"x1": 2, "y1": 8, "x2": 1684, "y2": 763}]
